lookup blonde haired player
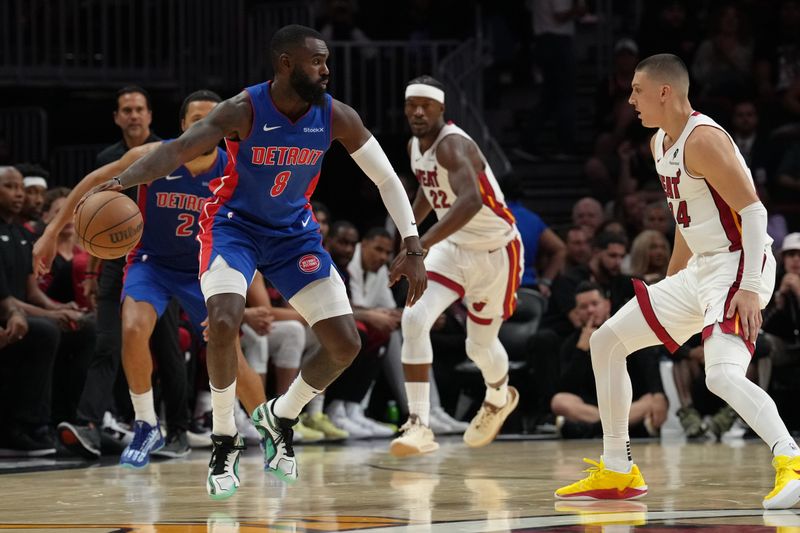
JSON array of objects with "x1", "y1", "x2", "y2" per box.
[
  {"x1": 555, "y1": 54, "x2": 800, "y2": 509},
  {"x1": 389, "y1": 75, "x2": 522, "y2": 457}
]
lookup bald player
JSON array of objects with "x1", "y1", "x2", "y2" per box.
[{"x1": 555, "y1": 54, "x2": 800, "y2": 510}]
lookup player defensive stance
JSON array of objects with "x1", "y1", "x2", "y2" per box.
[{"x1": 555, "y1": 54, "x2": 800, "y2": 510}]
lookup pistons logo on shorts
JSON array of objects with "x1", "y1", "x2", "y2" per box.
[{"x1": 298, "y1": 254, "x2": 321, "y2": 274}]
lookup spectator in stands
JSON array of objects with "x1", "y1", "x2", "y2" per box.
[
  {"x1": 0, "y1": 166, "x2": 59, "y2": 456},
  {"x1": 502, "y1": 175, "x2": 566, "y2": 296},
  {"x1": 15, "y1": 163, "x2": 49, "y2": 237},
  {"x1": 691, "y1": 4, "x2": 754, "y2": 106},
  {"x1": 627, "y1": 229, "x2": 671, "y2": 284},
  {"x1": 550, "y1": 281, "x2": 667, "y2": 438},
  {"x1": 637, "y1": 1, "x2": 697, "y2": 66},
  {"x1": 571, "y1": 197, "x2": 604, "y2": 237},
  {"x1": 754, "y1": 0, "x2": 800, "y2": 124},
  {"x1": 763, "y1": 233, "x2": 800, "y2": 369},
  {"x1": 562, "y1": 226, "x2": 592, "y2": 270},
  {"x1": 546, "y1": 232, "x2": 633, "y2": 337},
  {"x1": 595, "y1": 38, "x2": 639, "y2": 143},
  {"x1": 312, "y1": 201, "x2": 332, "y2": 240},
  {"x1": 525, "y1": 0, "x2": 586, "y2": 158},
  {"x1": 641, "y1": 201, "x2": 674, "y2": 241},
  {"x1": 324, "y1": 221, "x2": 397, "y2": 438},
  {"x1": 96, "y1": 86, "x2": 159, "y2": 166}
]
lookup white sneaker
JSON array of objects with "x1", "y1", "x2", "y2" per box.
[
  {"x1": 234, "y1": 403, "x2": 261, "y2": 444},
  {"x1": 463, "y1": 386, "x2": 519, "y2": 448},
  {"x1": 431, "y1": 406, "x2": 469, "y2": 434},
  {"x1": 102, "y1": 411, "x2": 134, "y2": 446},
  {"x1": 207, "y1": 433, "x2": 245, "y2": 499},
  {"x1": 389, "y1": 415, "x2": 439, "y2": 457},
  {"x1": 345, "y1": 402, "x2": 395, "y2": 438},
  {"x1": 326, "y1": 401, "x2": 371, "y2": 439}
]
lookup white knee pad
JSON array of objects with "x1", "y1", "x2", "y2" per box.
[
  {"x1": 589, "y1": 323, "x2": 628, "y2": 365},
  {"x1": 400, "y1": 304, "x2": 435, "y2": 365},
  {"x1": 268, "y1": 320, "x2": 305, "y2": 369},
  {"x1": 200, "y1": 255, "x2": 250, "y2": 301},
  {"x1": 240, "y1": 323, "x2": 268, "y2": 374},
  {"x1": 465, "y1": 338, "x2": 508, "y2": 384}
]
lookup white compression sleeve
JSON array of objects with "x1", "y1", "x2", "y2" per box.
[
  {"x1": 349, "y1": 136, "x2": 418, "y2": 239},
  {"x1": 738, "y1": 201, "x2": 768, "y2": 293}
]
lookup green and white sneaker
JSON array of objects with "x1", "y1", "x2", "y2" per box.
[
  {"x1": 252, "y1": 399, "x2": 298, "y2": 483},
  {"x1": 206, "y1": 434, "x2": 245, "y2": 500}
]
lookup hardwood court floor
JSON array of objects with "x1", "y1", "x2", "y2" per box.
[{"x1": 1, "y1": 437, "x2": 799, "y2": 532}]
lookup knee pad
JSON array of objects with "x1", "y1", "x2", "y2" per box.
[
  {"x1": 401, "y1": 303, "x2": 432, "y2": 341},
  {"x1": 589, "y1": 323, "x2": 626, "y2": 364},
  {"x1": 704, "y1": 363, "x2": 741, "y2": 399},
  {"x1": 465, "y1": 337, "x2": 493, "y2": 369}
]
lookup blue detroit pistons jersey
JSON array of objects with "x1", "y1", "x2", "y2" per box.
[
  {"x1": 128, "y1": 145, "x2": 227, "y2": 272},
  {"x1": 210, "y1": 81, "x2": 332, "y2": 233}
]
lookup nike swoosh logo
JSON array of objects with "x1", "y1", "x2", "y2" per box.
[
  {"x1": 263, "y1": 124, "x2": 282, "y2": 132},
  {"x1": 165, "y1": 175, "x2": 182, "y2": 180},
  {"x1": 301, "y1": 216, "x2": 311, "y2": 227}
]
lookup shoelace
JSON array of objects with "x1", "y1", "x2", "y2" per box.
[
  {"x1": 472, "y1": 404, "x2": 499, "y2": 430},
  {"x1": 399, "y1": 415, "x2": 422, "y2": 434},
  {"x1": 209, "y1": 438, "x2": 246, "y2": 475},
  {"x1": 274, "y1": 420, "x2": 296, "y2": 457},
  {"x1": 580, "y1": 458, "x2": 605, "y2": 482}
]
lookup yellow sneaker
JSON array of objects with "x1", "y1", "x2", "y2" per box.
[
  {"x1": 301, "y1": 412, "x2": 348, "y2": 441},
  {"x1": 554, "y1": 458, "x2": 648, "y2": 500},
  {"x1": 293, "y1": 420, "x2": 324, "y2": 443},
  {"x1": 763, "y1": 455, "x2": 800, "y2": 510},
  {"x1": 463, "y1": 386, "x2": 519, "y2": 448}
]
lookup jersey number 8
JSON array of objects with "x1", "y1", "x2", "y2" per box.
[{"x1": 270, "y1": 171, "x2": 292, "y2": 197}]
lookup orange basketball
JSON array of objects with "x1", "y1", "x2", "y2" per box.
[{"x1": 74, "y1": 190, "x2": 143, "y2": 259}]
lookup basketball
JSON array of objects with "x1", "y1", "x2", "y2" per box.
[{"x1": 74, "y1": 190, "x2": 143, "y2": 259}]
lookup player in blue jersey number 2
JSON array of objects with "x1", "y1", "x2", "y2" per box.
[{"x1": 93, "y1": 25, "x2": 427, "y2": 498}]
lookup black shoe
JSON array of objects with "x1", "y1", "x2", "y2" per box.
[
  {"x1": 57, "y1": 421, "x2": 101, "y2": 459},
  {"x1": 0, "y1": 425, "x2": 56, "y2": 457},
  {"x1": 152, "y1": 429, "x2": 191, "y2": 458}
]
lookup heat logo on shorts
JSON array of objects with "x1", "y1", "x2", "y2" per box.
[{"x1": 298, "y1": 254, "x2": 321, "y2": 274}]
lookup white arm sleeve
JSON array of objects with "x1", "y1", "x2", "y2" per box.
[
  {"x1": 349, "y1": 136, "x2": 418, "y2": 239},
  {"x1": 738, "y1": 201, "x2": 768, "y2": 293}
]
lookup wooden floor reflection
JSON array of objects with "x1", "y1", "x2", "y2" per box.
[{"x1": 1, "y1": 437, "x2": 799, "y2": 532}]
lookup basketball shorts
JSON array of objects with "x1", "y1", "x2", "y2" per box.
[
  {"x1": 198, "y1": 207, "x2": 335, "y2": 298},
  {"x1": 424, "y1": 236, "x2": 523, "y2": 323},
  {"x1": 122, "y1": 259, "x2": 208, "y2": 336},
  {"x1": 631, "y1": 248, "x2": 776, "y2": 355}
]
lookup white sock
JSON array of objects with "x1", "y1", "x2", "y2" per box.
[
  {"x1": 130, "y1": 389, "x2": 157, "y2": 426},
  {"x1": 210, "y1": 380, "x2": 237, "y2": 437},
  {"x1": 484, "y1": 377, "x2": 508, "y2": 408},
  {"x1": 307, "y1": 394, "x2": 324, "y2": 416},
  {"x1": 274, "y1": 373, "x2": 322, "y2": 420},
  {"x1": 602, "y1": 440, "x2": 633, "y2": 473},
  {"x1": 405, "y1": 382, "x2": 430, "y2": 426},
  {"x1": 773, "y1": 437, "x2": 800, "y2": 458}
]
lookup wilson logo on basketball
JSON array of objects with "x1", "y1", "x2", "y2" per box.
[
  {"x1": 110, "y1": 221, "x2": 144, "y2": 244},
  {"x1": 298, "y1": 254, "x2": 321, "y2": 273}
]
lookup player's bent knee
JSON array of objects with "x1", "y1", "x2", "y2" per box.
[
  {"x1": 325, "y1": 326, "x2": 362, "y2": 366},
  {"x1": 465, "y1": 338, "x2": 492, "y2": 367},
  {"x1": 401, "y1": 304, "x2": 430, "y2": 340},
  {"x1": 704, "y1": 364, "x2": 738, "y2": 399},
  {"x1": 589, "y1": 323, "x2": 622, "y2": 362},
  {"x1": 207, "y1": 296, "x2": 246, "y2": 342}
]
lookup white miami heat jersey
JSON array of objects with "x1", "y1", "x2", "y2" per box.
[
  {"x1": 410, "y1": 123, "x2": 517, "y2": 250},
  {"x1": 653, "y1": 111, "x2": 772, "y2": 255}
]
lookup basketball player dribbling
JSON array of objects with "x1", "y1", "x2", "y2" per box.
[
  {"x1": 90, "y1": 25, "x2": 426, "y2": 499},
  {"x1": 555, "y1": 54, "x2": 800, "y2": 510},
  {"x1": 389, "y1": 76, "x2": 522, "y2": 457},
  {"x1": 33, "y1": 91, "x2": 269, "y2": 472}
]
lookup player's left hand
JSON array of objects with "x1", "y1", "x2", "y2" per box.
[
  {"x1": 726, "y1": 288, "x2": 762, "y2": 343},
  {"x1": 389, "y1": 238, "x2": 427, "y2": 307}
]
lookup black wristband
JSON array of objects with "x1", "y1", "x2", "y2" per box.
[{"x1": 406, "y1": 250, "x2": 424, "y2": 256}]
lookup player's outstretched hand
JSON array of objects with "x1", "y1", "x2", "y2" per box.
[
  {"x1": 390, "y1": 240, "x2": 428, "y2": 307},
  {"x1": 726, "y1": 288, "x2": 762, "y2": 343},
  {"x1": 75, "y1": 179, "x2": 123, "y2": 216}
]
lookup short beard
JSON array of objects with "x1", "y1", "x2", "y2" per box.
[{"x1": 290, "y1": 68, "x2": 327, "y2": 106}]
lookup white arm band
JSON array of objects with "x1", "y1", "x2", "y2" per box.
[
  {"x1": 350, "y1": 136, "x2": 418, "y2": 239},
  {"x1": 738, "y1": 201, "x2": 768, "y2": 293}
]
